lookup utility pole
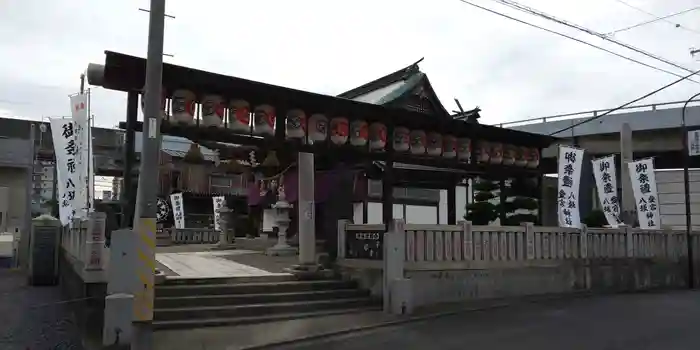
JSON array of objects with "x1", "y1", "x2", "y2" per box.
[
  {"x1": 80, "y1": 73, "x2": 86, "y2": 94},
  {"x1": 131, "y1": 0, "x2": 165, "y2": 349}
]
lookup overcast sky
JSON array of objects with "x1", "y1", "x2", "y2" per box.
[{"x1": 1, "y1": 0, "x2": 699, "y2": 128}]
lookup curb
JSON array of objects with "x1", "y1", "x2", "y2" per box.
[{"x1": 235, "y1": 301, "x2": 512, "y2": 350}]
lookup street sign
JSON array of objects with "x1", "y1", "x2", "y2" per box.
[{"x1": 689, "y1": 130, "x2": 700, "y2": 156}]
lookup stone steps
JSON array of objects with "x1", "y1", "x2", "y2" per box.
[{"x1": 153, "y1": 275, "x2": 379, "y2": 330}]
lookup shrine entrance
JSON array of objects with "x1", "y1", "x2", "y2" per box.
[{"x1": 88, "y1": 50, "x2": 557, "y2": 273}]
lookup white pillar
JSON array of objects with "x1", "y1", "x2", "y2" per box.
[{"x1": 298, "y1": 152, "x2": 316, "y2": 265}]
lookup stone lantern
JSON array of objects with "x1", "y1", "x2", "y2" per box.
[
  {"x1": 216, "y1": 204, "x2": 236, "y2": 249},
  {"x1": 265, "y1": 184, "x2": 298, "y2": 256}
]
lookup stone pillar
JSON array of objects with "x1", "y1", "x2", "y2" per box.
[
  {"x1": 620, "y1": 123, "x2": 636, "y2": 225},
  {"x1": 297, "y1": 152, "x2": 316, "y2": 265},
  {"x1": 217, "y1": 205, "x2": 235, "y2": 249}
]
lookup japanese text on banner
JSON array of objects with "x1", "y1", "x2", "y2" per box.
[
  {"x1": 50, "y1": 118, "x2": 79, "y2": 225},
  {"x1": 557, "y1": 146, "x2": 584, "y2": 228},
  {"x1": 170, "y1": 193, "x2": 186, "y2": 229},
  {"x1": 212, "y1": 196, "x2": 225, "y2": 231},
  {"x1": 592, "y1": 155, "x2": 622, "y2": 227},
  {"x1": 70, "y1": 93, "x2": 93, "y2": 218},
  {"x1": 628, "y1": 158, "x2": 661, "y2": 229}
]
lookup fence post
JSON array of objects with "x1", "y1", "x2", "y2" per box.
[
  {"x1": 461, "y1": 221, "x2": 473, "y2": 261},
  {"x1": 337, "y1": 219, "x2": 349, "y2": 259},
  {"x1": 625, "y1": 226, "x2": 634, "y2": 258},
  {"x1": 580, "y1": 225, "x2": 588, "y2": 259},
  {"x1": 384, "y1": 219, "x2": 406, "y2": 314},
  {"x1": 525, "y1": 222, "x2": 535, "y2": 260}
]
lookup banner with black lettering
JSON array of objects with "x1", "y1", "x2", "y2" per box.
[
  {"x1": 592, "y1": 155, "x2": 622, "y2": 227},
  {"x1": 628, "y1": 158, "x2": 660, "y2": 229},
  {"x1": 557, "y1": 146, "x2": 584, "y2": 228}
]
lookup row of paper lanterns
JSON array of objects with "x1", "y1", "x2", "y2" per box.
[{"x1": 148, "y1": 91, "x2": 539, "y2": 168}]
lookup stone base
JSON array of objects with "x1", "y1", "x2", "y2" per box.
[
  {"x1": 265, "y1": 244, "x2": 298, "y2": 256},
  {"x1": 284, "y1": 263, "x2": 336, "y2": 280}
]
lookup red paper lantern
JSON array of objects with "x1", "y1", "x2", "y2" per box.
[
  {"x1": 201, "y1": 94, "x2": 225, "y2": 128},
  {"x1": 330, "y1": 117, "x2": 349, "y2": 145},
  {"x1": 489, "y1": 143, "x2": 503, "y2": 164},
  {"x1": 393, "y1": 127, "x2": 410, "y2": 152},
  {"x1": 443, "y1": 135, "x2": 457, "y2": 159},
  {"x1": 253, "y1": 105, "x2": 275, "y2": 136},
  {"x1": 410, "y1": 130, "x2": 426, "y2": 155},
  {"x1": 458, "y1": 138, "x2": 471, "y2": 161},
  {"x1": 369, "y1": 123, "x2": 387, "y2": 151},
  {"x1": 171, "y1": 89, "x2": 196, "y2": 124},
  {"x1": 516, "y1": 146, "x2": 528, "y2": 167},
  {"x1": 308, "y1": 114, "x2": 328, "y2": 144},
  {"x1": 502, "y1": 144, "x2": 516, "y2": 166},
  {"x1": 350, "y1": 120, "x2": 368, "y2": 147},
  {"x1": 286, "y1": 109, "x2": 307, "y2": 139},
  {"x1": 528, "y1": 148, "x2": 540, "y2": 168},
  {"x1": 426, "y1": 132, "x2": 442, "y2": 156},
  {"x1": 477, "y1": 141, "x2": 490, "y2": 163},
  {"x1": 227, "y1": 99, "x2": 250, "y2": 132}
]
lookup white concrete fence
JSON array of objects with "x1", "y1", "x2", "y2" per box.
[
  {"x1": 337, "y1": 220, "x2": 700, "y2": 315},
  {"x1": 60, "y1": 213, "x2": 109, "y2": 283}
]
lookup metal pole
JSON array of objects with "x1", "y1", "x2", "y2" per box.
[
  {"x1": 682, "y1": 92, "x2": 700, "y2": 289},
  {"x1": 132, "y1": 0, "x2": 165, "y2": 348}
]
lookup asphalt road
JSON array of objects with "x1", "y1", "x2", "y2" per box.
[
  {"x1": 277, "y1": 291, "x2": 700, "y2": 350},
  {"x1": 0, "y1": 269, "x2": 83, "y2": 350}
]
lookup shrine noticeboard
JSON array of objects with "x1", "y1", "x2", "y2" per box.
[{"x1": 345, "y1": 228, "x2": 383, "y2": 260}]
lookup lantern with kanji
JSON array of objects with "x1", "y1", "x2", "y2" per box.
[
  {"x1": 369, "y1": 122, "x2": 387, "y2": 151},
  {"x1": 516, "y1": 146, "x2": 528, "y2": 167},
  {"x1": 409, "y1": 130, "x2": 426, "y2": 155},
  {"x1": 286, "y1": 109, "x2": 306, "y2": 140},
  {"x1": 227, "y1": 99, "x2": 250, "y2": 132},
  {"x1": 490, "y1": 143, "x2": 503, "y2": 164},
  {"x1": 171, "y1": 89, "x2": 196, "y2": 124},
  {"x1": 457, "y1": 138, "x2": 471, "y2": 161},
  {"x1": 426, "y1": 132, "x2": 442, "y2": 156},
  {"x1": 502, "y1": 144, "x2": 516, "y2": 165},
  {"x1": 350, "y1": 120, "x2": 368, "y2": 147},
  {"x1": 442, "y1": 135, "x2": 457, "y2": 159},
  {"x1": 201, "y1": 94, "x2": 225, "y2": 128},
  {"x1": 477, "y1": 141, "x2": 490, "y2": 163},
  {"x1": 330, "y1": 117, "x2": 349, "y2": 145},
  {"x1": 527, "y1": 148, "x2": 540, "y2": 168},
  {"x1": 308, "y1": 114, "x2": 328, "y2": 144},
  {"x1": 253, "y1": 104, "x2": 275, "y2": 136},
  {"x1": 393, "y1": 127, "x2": 410, "y2": 152}
]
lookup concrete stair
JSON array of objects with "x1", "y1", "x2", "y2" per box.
[{"x1": 153, "y1": 275, "x2": 380, "y2": 330}]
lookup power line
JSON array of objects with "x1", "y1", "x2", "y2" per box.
[
  {"x1": 454, "y1": 0, "x2": 700, "y2": 84},
  {"x1": 549, "y1": 67, "x2": 700, "y2": 136},
  {"x1": 611, "y1": 0, "x2": 700, "y2": 36},
  {"x1": 487, "y1": 0, "x2": 699, "y2": 78}
]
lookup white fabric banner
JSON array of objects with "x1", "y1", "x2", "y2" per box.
[
  {"x1": 592, "y1": 155, "x2": 622, "y2": 227},
  {"x1": 70, "y1": 93, "x2": 93, "y2": 218},
  {"x1": 628, "y1": 158, "x2": 661, "y2": 229},
  {"x1": 170, "y1": 193, "x2": 185, "y2": 229},
  {"x1": 212, "y1": 196, "x2": 225, "y2": 231},
  {"x1": 50, "y1": 118, "x2": 79, "y2": 225},
  {"x1": 557, "y1": 146, "x2": 584, "y2": 228}
]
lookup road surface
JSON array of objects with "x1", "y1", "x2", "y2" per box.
[
  {"x1": 0, "y1": 269, "x2": 83, "y2": 350},
  {"x1": 277, "y1": 291, "x2": 700, "y2": 350}
]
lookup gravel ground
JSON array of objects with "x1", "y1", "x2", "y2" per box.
[{"x1": 0, "y1": 269, "x2": 84, "y2": 350}]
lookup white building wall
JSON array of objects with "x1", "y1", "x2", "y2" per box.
[
  {"x1": 357, "y1": 186, "x2": 468, "y2": 225},
  {"x1": 656, "y1": 169, "x2": 700, "y2": 230}
]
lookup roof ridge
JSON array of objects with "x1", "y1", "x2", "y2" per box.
[{"x1": 337, "y1": 58, "x2": 425, "y2": 99}]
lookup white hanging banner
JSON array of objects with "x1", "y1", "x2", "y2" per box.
[
  {"x1": 170, "y1": 193, "x2": 186, "y2": 229},
  {"x1": 592, "y1": 155, "x2": 622, "y2": 227},
  {"x1": 212, "y1": 196, "x2": 225, "y2": 231},
  {"x1": 50, "y1": 118, "x2": 79, "y2": 225},
  {"x1": 557, "y1": 145, "x2": 584, "y2": 228},
  {"x1": 70, "y1": 93, "x2": 93, "y2": 218},
  {"x1": 628, "y1": 158, "x2": 661, "y2": 229}
]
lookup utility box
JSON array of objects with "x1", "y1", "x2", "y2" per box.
[{"x1": 28, "y1": 215, "x2": 61, "y2": 286}]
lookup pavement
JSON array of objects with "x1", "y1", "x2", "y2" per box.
[
  {"x1": 0, "y1": 268, "x2": 84, "y2": 350},
  {"x1": 269, "y1": 290, "x2": 700, "y2": 350}
]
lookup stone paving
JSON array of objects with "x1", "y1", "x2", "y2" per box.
[
  {"x1": 0, "y1": 269, "x2": 84, "y2": 350},
  {"x1": 156, "y1": 250, "x2": 290, "y2": 278}
]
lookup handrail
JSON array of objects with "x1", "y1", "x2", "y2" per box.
[{"x1": 493, "y1": 99, "x2": 700, "y2": 128}]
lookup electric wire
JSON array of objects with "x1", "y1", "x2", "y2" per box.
[
  {"x1": 610, "y1": 0, "x2": 700, "y2": 36},
  {"x1": 455, "y1": 0, "x2": 700, "y2": 84},
  {"x1": 548, "y1": 68, "x2": 700, "y2": 136},
  {"x1": 487, "y1": 0, "x2": 698, "y2": 77}
]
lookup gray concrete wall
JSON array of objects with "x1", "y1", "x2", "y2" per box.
[{"x1": 656, "y1": 170, "x2": 700, "y2": 230}]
